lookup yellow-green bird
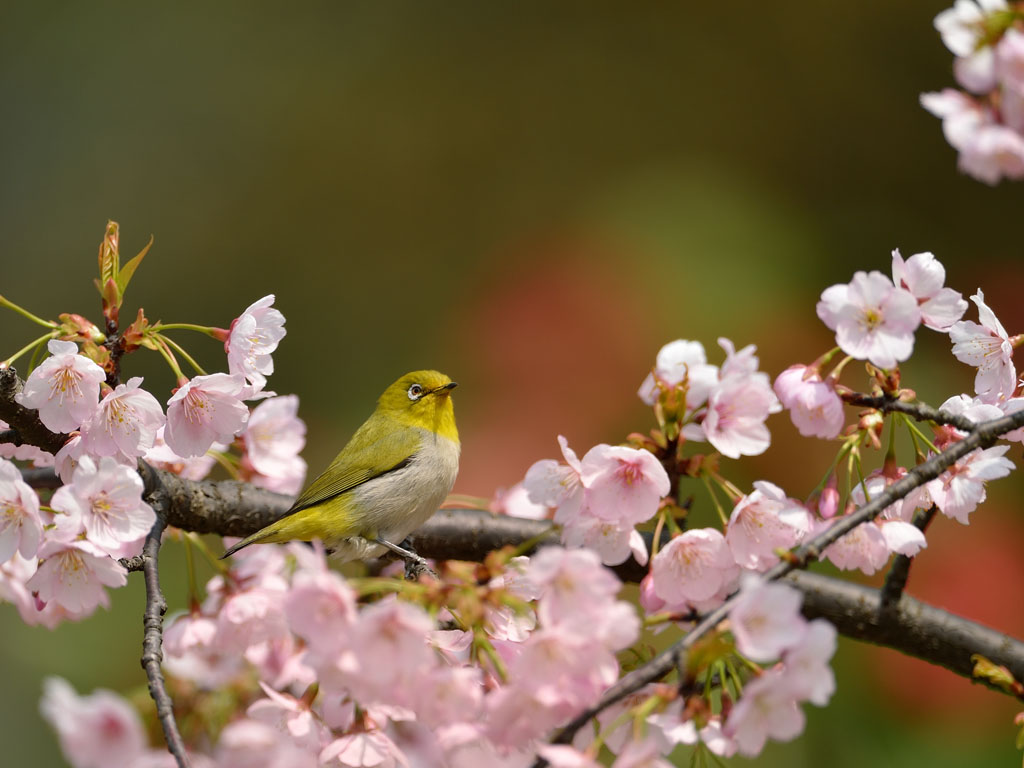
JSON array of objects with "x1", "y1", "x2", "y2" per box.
[{"x1": 222, "y1": 370, "x2": 459, "y2": 564}]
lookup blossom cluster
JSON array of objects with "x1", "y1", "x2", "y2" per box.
[
  {"x1": 0, "y1": 295, "x2": 304, "y2": 629},
  {"x1": 922, "y1": 0, "x2": 1024, "y2": 183},
  {"x1": 42, "y1": 545, "x2": 648, "y2": 768}
]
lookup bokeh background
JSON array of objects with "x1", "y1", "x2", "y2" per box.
[{"x1": 2, "y1": 1, "x2": 1024, "y2": 765}]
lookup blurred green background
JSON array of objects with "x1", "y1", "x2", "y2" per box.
[{"x1": 2, "y1": 1, "x2": 1024, "y2": 765}]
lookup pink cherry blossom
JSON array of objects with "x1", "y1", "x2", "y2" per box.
[
  {"x1": 725, "y1": 669, "x2": 805, "y2": 757},
  {"x1": 816, "y1": 271, "x2": 920, "y2": 369},
  {"x1": 524, "y1": 436, "x2": 584, "y2": 521},
  {"x1": 285, "y1": 557, "x2": 359, "y2": 657},
  {"x1": 726, "y1": 481, "x2": 810, "y2": 570},
  {"x1": 27, "y1": 538, "x2": 127, "y2": 613},
  {"x1": 217, "y1": 584, "x2": 290, "y2": 653},
  {"x1": 144, "y1": 426, "x2": 221, "y2": 480},
  {"x1": 39, "y1": 676, "x2": 148, "y2": 768},
  {"x1": 247, "y1": 682, "x2": 329, "y2": 752},
  {"x1": 244, "y1": 394, "x2": 306, "y2": 480},
  {"x1": 729, "y1": 578, "x2": 807, "y2": 663},
  {"x1": 921, "y1": 89, "x2": 990, "y2": 153},
  {"x1": 491, "y1": 482, "x2": 551, "y2": 520},
  {"x1": 561, "y1": 514, "x2": 649, "y2": 567},
  {"x1": 15, "y1": 339, "x2": 107, "y2": 433},
  {"x1": 646, "y1": 704, "x2": 737, "y2": 757},
  {"x1": 578, "y1": 444, "x2": 670, "y2": 526},
  {"x1": 320, "y1": 729, "x2": 409, "y2": 768},
  {"x1": 610, "y1": 740, "x2": 675, "y2": 768},
  {"x1": 216, "y1": 719, "x2": 320, "y2": 767},
  {"x1": 536, "y1": 745, "x2": 601, "y2": 768},
  {"x1": 414, "y1": 666, "x2": 484, "y2": 729},
  {"x1": 701, "y1": 372, "x2": 780, "y2": 458},
  {"x1": 164, "y1": 372, "x2": 249, "y2": 457},
  {"x1": 50, "y1": 456, "x2": 155, "y2": 556},
  {"x1": 890, "y1": 250, "x2": 968, "y2": 331},
  {"x1": 164, "y1": 611, "x2": 218, "y2": 657},
  {"x1": 592, "y1": 687, "x2": 674, "y2": 755},
  {"x1": 781, "y1": 619, "x2": 837, "y2": 706},
  {"x1": 227, "y1": 295, "x2": 287, "y2": 391},
  {"x1": 820, "y1": 518, "x2": 891, "y2": 575},
  {"x1": 934, "y1": 0, "x2": 1008, "y2": 58},
  {"x1": 81, "y1": 377, "x2": 165, "y2": 459},
  {"x1": 527, "y1": 547, "x2": 638, "y2": 650},
  {"x1": 926, "y1": 445, "x2": 1015, "y2": 523},
  {"x1": 321, "y1": 598, "x2": 438, "y2": 709},
  {"x1": 773, "y1": 365, "x2": 845, "y2": 439},
  {"x1": 949, "y1": 290, "x2": 1017, "y2": 402},
  {"x1": 650, "y1": 528, "x2": 738, "y2": 606},
  {"x1": 0, "y1": 457, "x2": 43, "y2": 562},
  {"x1": 637, "y1": 339, "x2": 719, "y2": 408}
]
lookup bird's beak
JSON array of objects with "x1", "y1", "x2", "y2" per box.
[{"x1": 438, "y1": 382, "x2": 458, "y2": 394}]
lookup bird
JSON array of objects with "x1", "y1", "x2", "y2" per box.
[{"x1": 221, "y1": 370, "x2": 460, "y2": 567}]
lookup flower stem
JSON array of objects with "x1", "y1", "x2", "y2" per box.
[
  {"x1": 2, "y1": 331, "x2": 58, "y2": 368},
  {"x1": 149, "y1": 322, "x2": 221, "y2": 336},
  {"x1": 0, "y1": 295, "x2": 57, "y2": 329},
  {"x1": 158, "y1": 334, "x2": 208, "y2": 376}
]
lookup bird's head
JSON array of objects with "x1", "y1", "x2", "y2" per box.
[{"x1": 377, "y1": 370, "x2": 459, "y2": 440}]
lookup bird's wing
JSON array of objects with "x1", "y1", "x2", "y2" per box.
[{"x1": 285, "y1": 418, "x2": 422, "y2": 515}]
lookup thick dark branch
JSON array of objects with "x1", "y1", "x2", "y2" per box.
[
  {"x1": 0, "y1": 367, "x2": 69, "y2": 454},
  {"x1": 841, "y1": 392, "x2": 976, "y2": 431},
  {"x1": 18, "y1": 467, "x2": 62, "y2": 489},
  {"x1": 791, "y1": 570, "x2": 1024, "y2": 700},
  {"x1": 880, "y1": 505, "x2": 938, "y2": 610},
  {"x1": 139, "y1": 473, "x2": 191, "y2": 768}
]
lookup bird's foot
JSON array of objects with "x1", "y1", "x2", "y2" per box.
[{"x1": 374, "y1": 537, "x2": 437, "y2": 580}]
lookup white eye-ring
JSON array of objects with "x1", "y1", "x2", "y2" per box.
[{"x1": 407, "y1": 383, "x2": 425, "y2": 401}]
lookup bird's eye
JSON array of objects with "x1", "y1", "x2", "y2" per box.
[{"x1": 407, "y1": 384, "x2": 424, "y2": 401}]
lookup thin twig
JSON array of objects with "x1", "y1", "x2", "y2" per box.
[
  {"x1": 139, "y1": 469, "x2": 191, "y2": 768},
  {"x1": 841, "y1": 392, "x2": 976, "y2": 431},
  {"x1": 879, "y1": 505, "x2": 939, "y2": 611}
]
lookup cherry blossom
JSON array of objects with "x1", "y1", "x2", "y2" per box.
[
  {"x1": 491, "y1": 482, "x2": 551, "y2": 520},
  {"x1": 816, "y1": 270, "x2": 921, "y2": 369},
  {"x1": 285, "y1": 555, "x2": 359, "y2": 657},
  {"x1": 247, "y1": 682, "x2": 330, "y2": 752},
  {"x1": 820, "y1": 518, "x2": 891, "y2": 575},
  {"x1": 81, "y1": 377, "x2": 165, "y2": 459},
  {"x1": 15, "y1": 339, "x2": 106, "y2": 433},
  {"x1": 890, "y1": 250, "x2": 967, "y2": 331},
  {"x1": 164, "y1": 372, "x2": 249, "y2": 457},
  {"x1": 637, "y1": 339, "x2": 719, "y2": 408},
  {"x1": 949, "y1": 290, "x2": 1018, "y2": 402},
  {"x1": 0, "y1": 457, "x2": 43, "y2": 562},
  {"x1": 561, "y1": 514, "x2": 649, "y2": 567},
  {"x1": 49, "y1": 456, "x2": 155, "y2": 556},
  {"x1": 650, "y1": 528, "x2": 738, "y2": 607},
  {"x1": 726, "y1": 481, "x2": 810, "y2": 570},
  {"x1": 523, "y1": 435, "x2": 584, "y2": 521},
  {"x1": 773, "y1": 364, "x2": 845, "y2": 439},
  {"x1": 39, "y1": 676, "x2": 147, "y2": 768},
  {"x1": 725, "y1": 669, "x2": 805, "y2": 757},
  {"x1": 243, "y1": 394, "x2": 307, "y2": 494},
  {"x1": 144, "y1": 426, "x2": 221, "y2": 481},
  {"x1": 934, "y1": 0, "x2": 1007, "y2": 58},
  {"x1": 729, "y1": 578, "x2": 807, "y2": 662},
  {"x1": 226, "y1": 294, "x2": 287, "y2": 391},
  {"x1": 27, "y1": 538, "x2": 127, "y2": 614},
  {"x1": 701, "y1": 365, "x2": 780, "y2": 458},
  {"x1": 320, "y1": 729, "x2": 409, "y2": 768},
  {"x1": 926, "y1": 445, "x2": 1015, "y2": 523},
  {"x1": 780, "y1": 619, "x2": 838, "y2": 706},
  {"x1": 578, "y1": 444, "x2": 670, "y2": 526}
]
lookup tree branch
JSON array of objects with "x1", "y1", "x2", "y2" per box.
[
  {"x1": 841, "y1": 392, "x2": 976, "y2": 431},
  {"x1": 139, "y1": 472, "x2": 192, "y2": 768},
  {"x1": 880, "y1": 505, "x2": 938, "y2": 610}
]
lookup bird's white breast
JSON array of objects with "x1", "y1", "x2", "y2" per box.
[{"x1": 335, "y1": 429, "x2": 460, "y2": 561}]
